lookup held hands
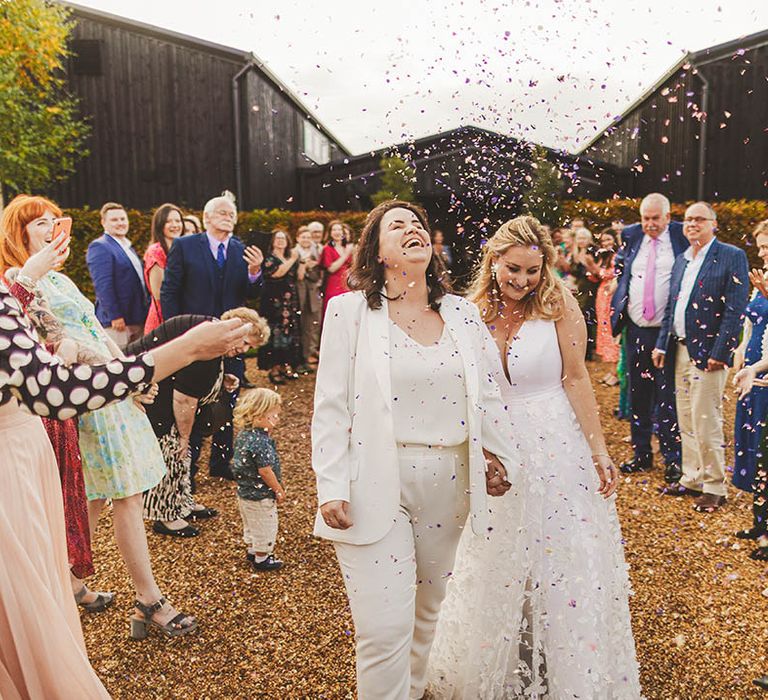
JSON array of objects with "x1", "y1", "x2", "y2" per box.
[
  {"x1": 593, "y1": 454, "x2": 618, "y2": 498},
  {"x1": 21, "y1": 233, "x2": 71, "y2": 281},
  {"x1": 706, "y1": 358, "x2": 726, "y2": 372},
  {"x1": 244, "y1": 245, "x2": 264, "y2": 275},
  {"x1": 111, "y1": 317, "x2": 126, "y2": 332},
  {"x1": 320, "y1": 500, "x2": 353, "y2": 529},
  {"x1": 484, "y1": 452, "x2": 512, "y2": 497},
  {"x1": 651, "y1": 348, "x2": 665, "y2": 369}
]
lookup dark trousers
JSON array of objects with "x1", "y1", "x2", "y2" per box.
[
  {"x1": 190, "y1": 355, "x2": 244, "y2": 479},
  {"x1": 626, "y1": 321, "x2": 681, "y2": 465},
  {"x1": 753, "y1": 424, "x2": 768, "y2": 533}
]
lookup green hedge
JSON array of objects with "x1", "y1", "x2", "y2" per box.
[
  {"x1": 560, "y1": 198, "x2": 768, "y2": 266},
  {"x1": 62, "y1": 200, "x2": 768, "y2": 298},
  {"x1": 63, "y1": 207, "x2": 368, "y2": 299}
]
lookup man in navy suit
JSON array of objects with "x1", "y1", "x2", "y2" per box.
[
  {"x1": 652, "y1": 202, "x2": 749, "y2": 512},
  {"x1": 161, "y1": 194, "x2": 263, "y2": 480},
  {"x1": 87, "y1": 202, "x2": 149, "y2": 347},
  {"x1": 611, "y1": 193, "x2": 687, "y2": 483}
]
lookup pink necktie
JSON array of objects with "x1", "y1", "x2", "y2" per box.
[{"x1": 643, "y1": 238, "x2": 658, "y2": 321}]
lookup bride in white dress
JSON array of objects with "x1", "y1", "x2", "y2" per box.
[{"x1": 427, "y1": 216, "x2": 642, "y2": 699}]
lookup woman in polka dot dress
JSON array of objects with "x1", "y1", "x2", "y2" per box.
[
  {"x1": 0, "y1": 253, "x2": 252, "y2": 697},
  {"x1": 0, "y1": 196, "x2": 195, "y2": 643}
]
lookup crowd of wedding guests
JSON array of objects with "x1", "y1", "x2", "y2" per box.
[
  {"x1": 554, "y1": 196, "x2": 768, "y2": 559},
  {"x1": 3, "y1": 183, "x2": 768, "y2": 697}
]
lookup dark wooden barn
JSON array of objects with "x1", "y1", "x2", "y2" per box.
[
  {"x1": 580, "y1": 29, "x2": 768, "y2": 201},
  {"x1": 51, "y1": 2, "x2": 349, "y2": 211}
]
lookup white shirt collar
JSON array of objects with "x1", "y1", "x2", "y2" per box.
[{"x1": 683, "y1": 236, "x2": 716, "y2": 262}]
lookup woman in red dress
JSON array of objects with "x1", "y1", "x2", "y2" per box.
[
  {"x1": 319, "y1": 219, "x2": 356, "y2": 317},
  {"x1": 144, "y1": 203, "x2": 185, "y2": 334}
]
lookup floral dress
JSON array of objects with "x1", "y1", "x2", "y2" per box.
[
  {"x1": 37, "y1": 271, "x2": 166, "y2": 500},
  {"x1": 257, "y1": 254, "x2": 302, "y2": 369}
]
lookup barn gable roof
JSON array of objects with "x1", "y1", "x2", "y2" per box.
[
  {"x1": 577, "y1": 27, "x2": 768, "y2": 154},
  {"x1": 63, "y1": 1, "x2": 351, "y2": 155}
]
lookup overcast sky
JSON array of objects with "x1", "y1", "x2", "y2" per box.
[{"x1": 72, "y1": 0, "x2": 768, "y2": 155}]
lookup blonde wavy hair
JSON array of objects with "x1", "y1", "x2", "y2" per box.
[
  {"x1": 467, "y1": 215, "x2": 567, "y2": 323},
  {"x1": 220, "y1": 307, "x2": 271, "y2": 349},
  {"x1": 234, "y1": 388, "x2": 282, "y2": 430}
]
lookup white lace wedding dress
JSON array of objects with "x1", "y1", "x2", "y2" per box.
[{"x1": 427, "y1": 319, "x2": 642, "y2": 699}]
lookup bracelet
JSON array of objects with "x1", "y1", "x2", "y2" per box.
[
  {"x1": 15, "y1": 272, "x2": 38, "y2": 291},
  {"x1": 592, "y1": 453, "x2": 610, "y2": 459}
]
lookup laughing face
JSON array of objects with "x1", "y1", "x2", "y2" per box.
[{"x1": 377, "y1": 207, "x2": 431, "y2": 272}]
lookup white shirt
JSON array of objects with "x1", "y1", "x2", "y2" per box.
[
  {"x1": 627, "y1": 228, "x2": 675, "y2": 327},
  {"x1": 389, "y1": 321, "x2": 468, "y2": 447},
  {"x1": 673, "y1": 237, "x2": 716, "y2": 340},
  {"x1": 106, "y1": 233, "x2": 145, "y2": 287}
]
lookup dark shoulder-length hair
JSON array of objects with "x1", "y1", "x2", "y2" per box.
[
  {"x1": 348, "y1": 200, "x2": 452, "y2": 311},
  {"x1": 151, "y1": 203, "x2": 185, "y2": 256}
]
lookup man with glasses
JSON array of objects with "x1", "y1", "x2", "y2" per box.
[
  {"x1": 652, "y1": 202, "x2": 749, "y2": 513},
  {"x1": 161, "y1": 194, "x2": 264, "y2": 480},
  {"x1": 612, "y1": 193, "x2": 686, "y2": 483}
]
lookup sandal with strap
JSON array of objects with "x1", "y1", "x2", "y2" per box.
[
  {"x1": 130, "y1": 597, "x2": 198, "y2": 640},
  {"x1": 74, "y1": 586, "x2": 115, "y2": 613}
]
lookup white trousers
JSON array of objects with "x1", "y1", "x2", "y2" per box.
[
  {"x1": 238, "y1": 496, "x2": 278, "y2": 553},
  {"x1": 334, "y1": 444, "x2": 470, "y2": 700}
]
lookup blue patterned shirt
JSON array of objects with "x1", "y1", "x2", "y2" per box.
[{"x1": 232, "y1": 427, "x2": 282, "y2": 501}]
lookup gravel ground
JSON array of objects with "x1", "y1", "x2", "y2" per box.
[{"x1": 82, "y1": 359, "x2": 768, "y2": 699}]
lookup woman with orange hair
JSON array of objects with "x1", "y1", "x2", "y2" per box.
[
  {"x1": 0, "y1": 218, "x2": 252, "y2": 695},
  {"x1": 0, "y1": 195, "x2": 196, "y2": 640}
]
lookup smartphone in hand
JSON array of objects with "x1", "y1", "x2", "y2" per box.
[{"x1": 51, "y1": 217, "x2": 73, "y2": 240}]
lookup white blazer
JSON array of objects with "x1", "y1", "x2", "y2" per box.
[{"x1": 311, "y1": 291, "x2": 517, "y2": 545}]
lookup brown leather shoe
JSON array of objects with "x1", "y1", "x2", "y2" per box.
[{"x1": 692, "y1": 493, "x2": 726, "y2": 513}]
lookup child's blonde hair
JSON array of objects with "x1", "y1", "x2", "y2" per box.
[{"x1": 234, "y1": 388, "x2": 282, "y2": 429}]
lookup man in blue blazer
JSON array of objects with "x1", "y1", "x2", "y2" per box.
[
  {"x1": 86, "y1": 202, "x2": 149, "y2": 347},
  {"x1": 652, "y1": 201, "x2": 749, "y2": 512},
  {"x1": 161, "y1": 194, "x2": 263, "y2": 480},
  {"x1": 611, "y1": 193, "x2": 687, "y2": 482}
]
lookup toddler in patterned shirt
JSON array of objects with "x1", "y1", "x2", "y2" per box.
[{"x1": 232, "y1": 388, "x2": 285, "y2": 571}]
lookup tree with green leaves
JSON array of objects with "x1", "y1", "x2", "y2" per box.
[
  {"x1": 520, "y1": 147, "x2": 564, "y2": 224},
  {"x1": 371, "y1": 155, "x2": 417, "y2": 206},
  {"x1": 0, "y1": 0, "x2": 89, "y2": 207}
]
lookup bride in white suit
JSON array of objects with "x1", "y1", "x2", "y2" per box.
[{"x1": 311, "y1": 200, "x2": 518, "y2": 700}]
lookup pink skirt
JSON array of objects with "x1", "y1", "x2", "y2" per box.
[{"x1": 0, "y1": 406, "x2": 110, "y2": 699}]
